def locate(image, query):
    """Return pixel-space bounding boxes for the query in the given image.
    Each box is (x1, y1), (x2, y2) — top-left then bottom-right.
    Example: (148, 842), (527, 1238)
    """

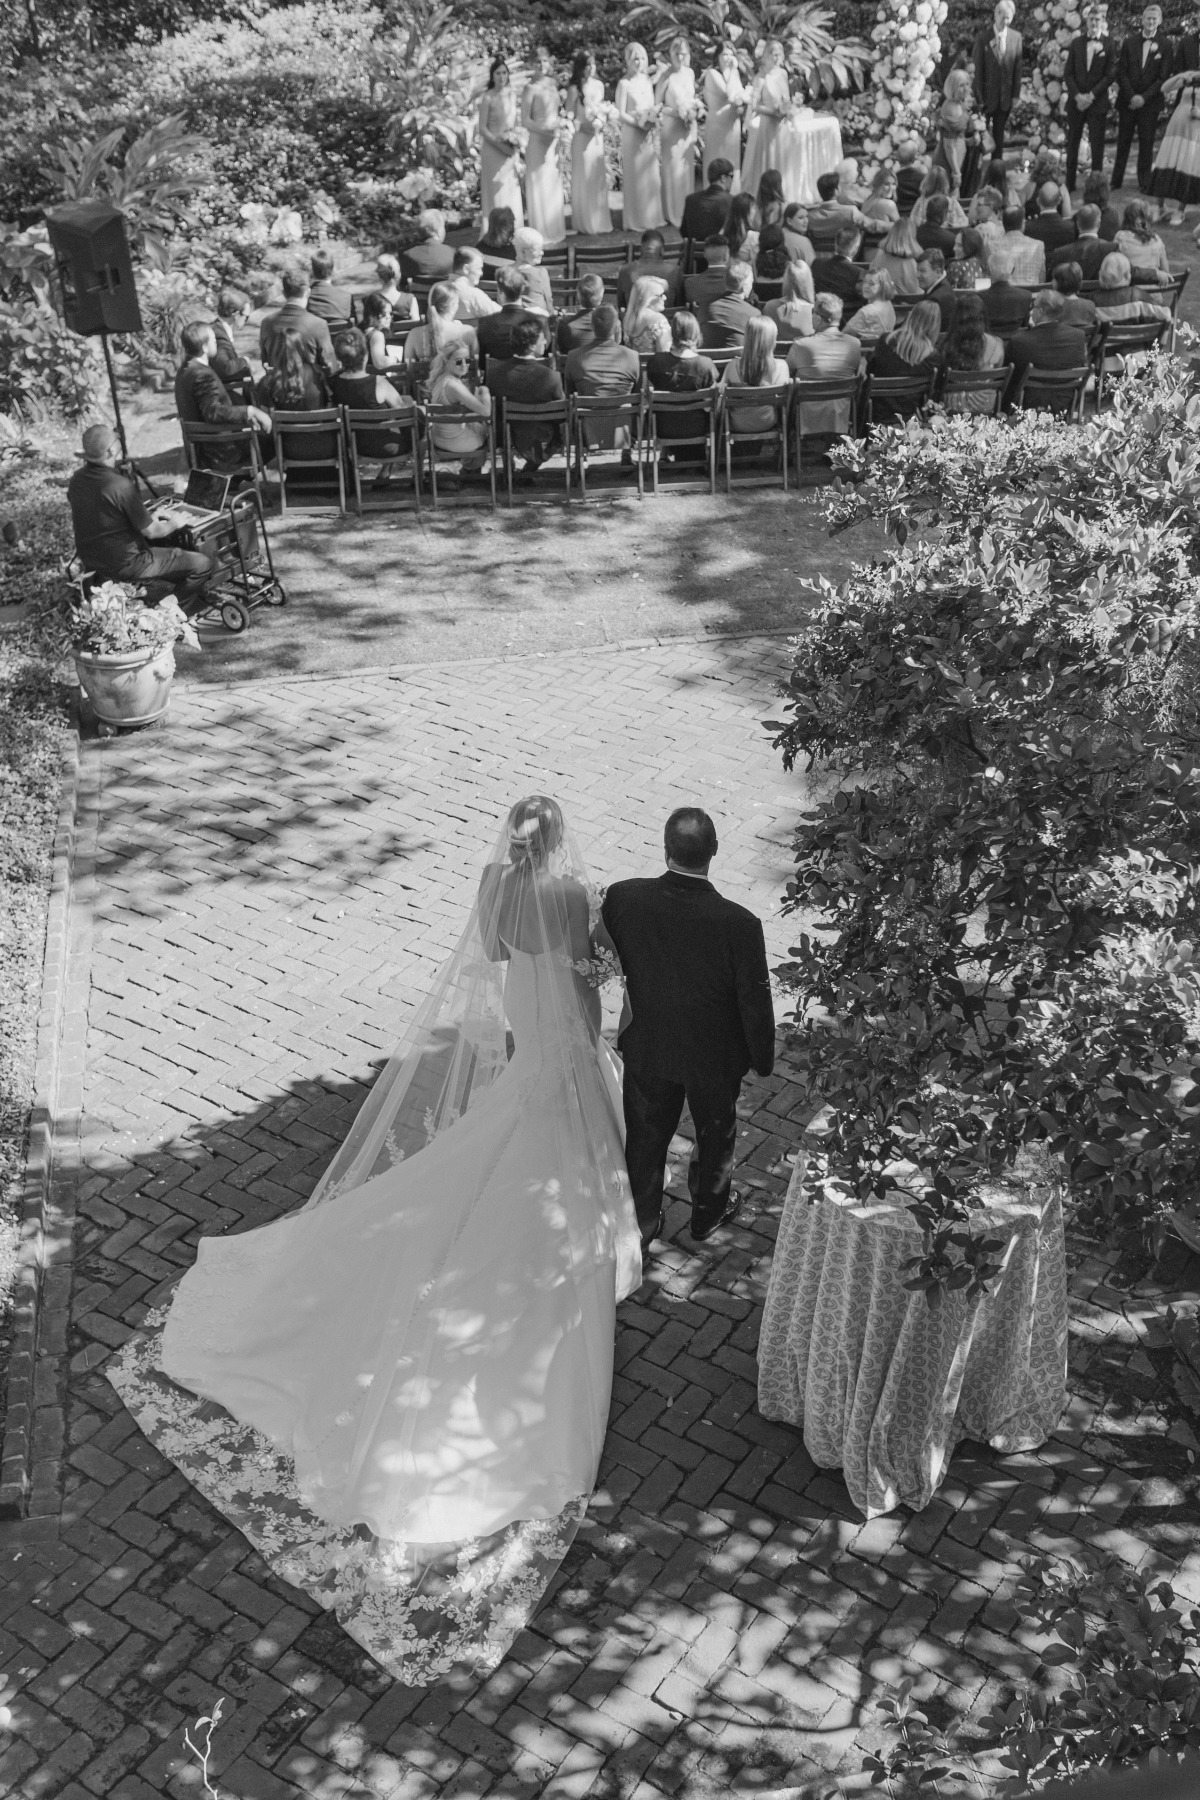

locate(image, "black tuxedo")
(811, 253), (864, 317)
(1113, 32), (1173, 190)
(1065, 33), (1118, 190)
(973, 25), (1023, 152)
(209, 320), (252, 398)
(602, 870), (774, 1239)
(681, 184), (733, 247)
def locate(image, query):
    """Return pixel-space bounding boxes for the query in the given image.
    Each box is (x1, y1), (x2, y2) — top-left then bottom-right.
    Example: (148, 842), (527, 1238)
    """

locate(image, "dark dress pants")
(622, 1062), (739, 1240)
(120, 545), (215, 606)
(1113, 101), (1162, 191)
(1065, 103), (1108, 192)
(987, 109), (1010, 156)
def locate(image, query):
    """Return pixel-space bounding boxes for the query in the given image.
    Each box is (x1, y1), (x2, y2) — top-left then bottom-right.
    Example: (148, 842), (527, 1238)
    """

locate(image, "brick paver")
(2, 633), (1199, 1800)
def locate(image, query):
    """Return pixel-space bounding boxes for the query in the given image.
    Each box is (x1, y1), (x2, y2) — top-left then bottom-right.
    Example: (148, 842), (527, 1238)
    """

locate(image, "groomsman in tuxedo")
(1065, 4), (1118, 192)
(973, 0), (1024, 155)
(1113, 3), (1172, 192)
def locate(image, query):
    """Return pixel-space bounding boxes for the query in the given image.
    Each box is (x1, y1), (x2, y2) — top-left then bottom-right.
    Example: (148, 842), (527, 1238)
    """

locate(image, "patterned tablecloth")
(789, 116), (844, 206)
(757, 1160), (1068, 1518)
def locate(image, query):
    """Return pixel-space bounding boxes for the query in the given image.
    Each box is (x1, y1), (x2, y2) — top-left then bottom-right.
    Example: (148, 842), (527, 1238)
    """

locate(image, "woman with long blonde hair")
(722, 312), (789, 437)
(623, 274), (672, 353)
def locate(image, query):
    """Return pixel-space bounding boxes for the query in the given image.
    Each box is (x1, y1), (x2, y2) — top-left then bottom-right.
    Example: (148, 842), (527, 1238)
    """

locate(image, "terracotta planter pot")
(74, 644), (176, 729)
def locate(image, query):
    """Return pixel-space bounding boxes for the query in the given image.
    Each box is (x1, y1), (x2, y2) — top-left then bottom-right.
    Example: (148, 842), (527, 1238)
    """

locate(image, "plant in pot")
(66, 579), (201, 733)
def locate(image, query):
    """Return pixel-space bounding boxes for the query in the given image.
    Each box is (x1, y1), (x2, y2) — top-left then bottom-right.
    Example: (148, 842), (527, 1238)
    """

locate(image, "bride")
(108, 797), (642, 1684)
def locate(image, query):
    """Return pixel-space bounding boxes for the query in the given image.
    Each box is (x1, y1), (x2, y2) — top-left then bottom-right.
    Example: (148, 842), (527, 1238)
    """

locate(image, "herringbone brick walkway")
(2, 634), (1198, 1800)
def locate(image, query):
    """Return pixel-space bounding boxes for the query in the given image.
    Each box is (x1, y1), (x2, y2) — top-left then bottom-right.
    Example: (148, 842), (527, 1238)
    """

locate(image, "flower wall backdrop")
(858, 0), (948, 168)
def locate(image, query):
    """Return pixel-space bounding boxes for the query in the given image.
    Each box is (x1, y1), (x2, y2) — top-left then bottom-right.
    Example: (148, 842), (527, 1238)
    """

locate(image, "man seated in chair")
(1007, 288), (1089, 401)
(175, 321), (272, 472)
(306, 250), (354, 330)
(400, 209), (455, 285)
(449, 247), (501, 321)
(489, 317), (565, 486)
(476, 266), (540, 367)
(806, 170), (868, 238)
(982, 245), (1034, 335)
(67, 424), (215, 605)
(210, 288), (254, 397)
(260, 267), (339, 377)
(812, 226), (866, 319)
(787, 293), (862, 458)
(703, 261), (760, 348)
(557, 274), (605, 354)
(681, 160), (735, 247)
(564, 304), (642, 471)
(684, 236), (733, 321)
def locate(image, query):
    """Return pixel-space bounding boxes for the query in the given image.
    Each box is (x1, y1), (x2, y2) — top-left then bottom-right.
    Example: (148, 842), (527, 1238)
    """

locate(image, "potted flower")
(67, 580), (201, 731)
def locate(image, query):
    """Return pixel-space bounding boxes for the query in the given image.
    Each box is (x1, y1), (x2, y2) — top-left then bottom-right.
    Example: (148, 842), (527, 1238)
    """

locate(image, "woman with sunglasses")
(426, 343), (492, 482)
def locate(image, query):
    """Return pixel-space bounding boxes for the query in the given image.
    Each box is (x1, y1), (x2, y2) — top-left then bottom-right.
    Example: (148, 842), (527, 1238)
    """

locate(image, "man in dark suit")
(1026, 184), (1078, 253)
(260, 268), (339, 376)
(703, 261), (761, 346)
(1048, 203), (1116, 277)
(489, 317), (563, 482)
(210, 288), (253, 397)
(174, 321), (272, 471)
(981, 246), (1034, 334)
(602, 807), (775, 1248)
(1113, 3), (1171, 192)
(973, 0), (1024, 154)
(617, 229), (685, 308)
(918, 249), (958, 331)
(399, 208), (455, 285)
(811, 226), (865, 319)
(306, 250), (353, 330)
(916, 194), (984, 261)
(476, 267), (536, 366)
(1065, 5), (1118, 192)
(1008, 289), (1090, 393)
(681, 159), (735, 246)
(556, 274), (605, 354)
(684, 237), (733, 321)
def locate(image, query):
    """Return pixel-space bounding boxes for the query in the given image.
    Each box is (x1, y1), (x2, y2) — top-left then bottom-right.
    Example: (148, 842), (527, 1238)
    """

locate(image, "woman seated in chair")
(1093, 253), (1172, 325)
(477, 205), (518, 270)
(256, 326), (338, 463)
(721, 313), (789, 452)
(755, 223), (791, 286)
(909, 167), (967, 229)
(756, 168), (785, 230)
(372, 255), (419, 323)
(1114, 201), (1171, 282)
(513, 227), (555, 315)
(724, 192), (760, 268)
(764, 258), (815, 341)
(782, 203), (815, 266)
(330, 328), (415, 473)
(939, 292), (1006, 414)
(624, 275), (672, 353)
(362, 293), (406, 374)
(646, 310), (718, 462)
(871, 216), (925, 296)
(425, 343), (493, 484)
(404, 283), (479, 365)
(870, 299), (942, 417)
(862, 167), (899, 231)
(845, 269), (896, 345)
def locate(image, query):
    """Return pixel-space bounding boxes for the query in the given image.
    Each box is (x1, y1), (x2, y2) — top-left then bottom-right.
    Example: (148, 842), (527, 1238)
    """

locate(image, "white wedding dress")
(108, 803), (641, 1684)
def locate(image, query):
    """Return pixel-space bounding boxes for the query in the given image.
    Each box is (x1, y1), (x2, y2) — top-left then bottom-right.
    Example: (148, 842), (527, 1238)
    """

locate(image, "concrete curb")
(0, 716), (81, 1522)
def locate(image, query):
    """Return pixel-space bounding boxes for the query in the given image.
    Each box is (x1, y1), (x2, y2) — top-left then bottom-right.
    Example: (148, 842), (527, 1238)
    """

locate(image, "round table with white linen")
(757, 1157), (1068, 1518)
(783, 113), (844, 205)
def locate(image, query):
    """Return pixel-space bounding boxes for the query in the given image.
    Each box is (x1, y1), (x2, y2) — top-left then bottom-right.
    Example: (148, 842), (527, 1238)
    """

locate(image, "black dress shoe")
(690, 1192), (742, 1242)
(640, 1214), (664, 1252)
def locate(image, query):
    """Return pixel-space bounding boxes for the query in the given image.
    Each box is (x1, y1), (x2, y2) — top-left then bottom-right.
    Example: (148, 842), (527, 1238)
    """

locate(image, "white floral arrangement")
(1018, 0), (1079, 149)
(861, 0), (948, 172)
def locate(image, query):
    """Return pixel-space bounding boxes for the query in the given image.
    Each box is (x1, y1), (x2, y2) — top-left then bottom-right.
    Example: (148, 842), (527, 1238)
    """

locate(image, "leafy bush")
(621, 0), (872, 98)
(0, 296), (102, 419)
(770, 351), (1200, 1288)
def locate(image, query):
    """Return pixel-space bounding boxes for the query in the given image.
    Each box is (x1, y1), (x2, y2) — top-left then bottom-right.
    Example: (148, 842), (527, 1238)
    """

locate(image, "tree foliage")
(621, 0), (871, 96)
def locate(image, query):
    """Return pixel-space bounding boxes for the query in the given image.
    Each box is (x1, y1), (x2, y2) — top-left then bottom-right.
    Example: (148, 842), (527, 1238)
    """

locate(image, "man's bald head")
(81, 423), (119, 463)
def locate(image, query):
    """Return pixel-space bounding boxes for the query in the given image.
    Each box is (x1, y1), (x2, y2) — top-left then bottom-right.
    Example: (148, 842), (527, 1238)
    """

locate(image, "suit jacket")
(564, 340), (640, 397)
(617, 255), (685, 309)
(1026, 212), (1078, 253)
(1117, 31), (1172, 105)
(601, 872), (775, 1088)
(681, 185), (732, 245)
(982, 279), (1033, 335)
(1065, 34), (1118, 111)
(916, 221), (984, 261)
(1049, 234), (1116, 279)
(490, 357), (564, 456)
(259, 301), (338, 375)
(556, 308), (596, 354)
(684, 265), (732, 321)
(811, 254), (864, 316)
(174, 359), (249, 428)
(306, 280), (354, 329)
(923, 278), (958, 333)
(973, 25), (1023, 111)
(209, 320), (252, 396)
(399, 239), (455, 284)
(1009, 320), (1090, 381)
(477, 304), (537, 366)
(703, 294), (761, 347)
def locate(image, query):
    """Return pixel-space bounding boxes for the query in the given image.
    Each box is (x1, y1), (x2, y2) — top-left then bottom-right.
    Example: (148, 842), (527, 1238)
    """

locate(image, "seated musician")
(66, 424), (214, 605)
(175, 322), (271, 471)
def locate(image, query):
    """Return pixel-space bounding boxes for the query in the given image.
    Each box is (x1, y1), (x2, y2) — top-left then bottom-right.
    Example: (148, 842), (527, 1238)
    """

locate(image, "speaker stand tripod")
(99, 330), (130, 461)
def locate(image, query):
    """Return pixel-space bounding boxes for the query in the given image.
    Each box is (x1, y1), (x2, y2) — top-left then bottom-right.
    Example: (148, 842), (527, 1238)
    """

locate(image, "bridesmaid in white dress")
(567, 51), (611, 235)
(615, 40), (665, 232)
(742, 39), (789, 196)
(522, 44), (566, 245)
(703, 43), (748, 192)
(478, 57), (524, 231)
(656, 35), (698, 228)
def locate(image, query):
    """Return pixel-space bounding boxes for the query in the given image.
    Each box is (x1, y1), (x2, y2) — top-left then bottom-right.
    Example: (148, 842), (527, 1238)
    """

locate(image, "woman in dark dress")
(256, 327), (337, 461)
(330, 328), (415, 465)
(477, 205), (518, 271)
(871, 299), (941, 421)
(646, 310), (718, 462)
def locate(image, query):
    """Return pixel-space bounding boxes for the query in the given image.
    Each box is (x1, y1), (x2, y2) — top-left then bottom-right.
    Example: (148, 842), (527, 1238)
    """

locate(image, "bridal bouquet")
(506, 124), (530, 176)
(567, 946), (622, 990)
(555, 115), (576, 147)
(633, 105), (661, 132)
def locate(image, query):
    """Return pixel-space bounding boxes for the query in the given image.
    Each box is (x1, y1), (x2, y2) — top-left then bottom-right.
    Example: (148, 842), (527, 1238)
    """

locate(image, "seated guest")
(721, 315), (790, 441)
(910, 167), (968, 229)
(704, 260), (761, 348)
(564, 303), (641, 452)
(617, 230), (685, 308)
(837, 157), (869, 206)
(513, 226), (554, 315)
(477, 205), (517, 269)
(404, 282), (478, 365)
(756, 168), (786, 229)
(862, 168), (900, 230)
(940, 291), (1007, 413)
(260, 267), (339, 376)
(306, 250), (353, 329)
(723, 192), (760, 267)
(684, 236), (732, 320)
(425, 342), (493, 481)
(782, 203), (815, 266)
(872, 299), (942, 381)
(1082, 170), (1120, 242)
(255, 326), (332, 458)
(1025, 183), (1076, 253)
(917, 193), (984, 262)
(787, 293), (863, 445)
(871, 216), (925, 295)
(1000, 204), (1046, 284)
(476, 265), (537, 365)
(1051, 261), (1098, 331)
(806, 170), (867, 236)
(646, 310), (718, 459)
(845, 269), (896, 344)
(557, 274), (606, 353)
(919, 249), (957, 332)
(67, 423), (214, 604)
(1093, 252), (1172, 323)
(400, 209), (455, 285)
(210, 288), (254, 395)
(361, 292), (405, 374)
(1114, 199), (1171, 280)
(812, 226), (865, 318)
(682, 159), (736, 245)
(765, 259), (816, 341)
(982, 155), (1023, 211)
(624, 275), (671, 353)
(490, 316), (564, 482)
(1048, 204), (1114, 281)
(1007, 288), (1090, 391)
(331, 328), (416, 468)
(175, 321), (272, 471)
(982, 245), (1034, 335)
(371, 255), (420, 323)
(450, 247), (501, 320)
(895, 140), (928, 216)
(1021, 150), (1072, 219)
(969, 188), (1006, 265)
(755, 223), (791, 284)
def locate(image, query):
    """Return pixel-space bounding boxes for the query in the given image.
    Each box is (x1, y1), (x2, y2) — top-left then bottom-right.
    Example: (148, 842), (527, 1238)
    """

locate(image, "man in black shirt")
(476, 266), (537, 367)
(67, 424), (214, 603)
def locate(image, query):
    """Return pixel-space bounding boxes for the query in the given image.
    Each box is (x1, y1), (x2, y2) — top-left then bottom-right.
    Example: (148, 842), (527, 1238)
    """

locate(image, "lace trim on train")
(107, 1308), (584, 1686)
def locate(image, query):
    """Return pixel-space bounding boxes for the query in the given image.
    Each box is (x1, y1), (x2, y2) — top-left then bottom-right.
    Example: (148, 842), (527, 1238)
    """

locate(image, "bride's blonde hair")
(507, 795), (564, 865)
